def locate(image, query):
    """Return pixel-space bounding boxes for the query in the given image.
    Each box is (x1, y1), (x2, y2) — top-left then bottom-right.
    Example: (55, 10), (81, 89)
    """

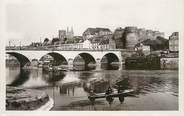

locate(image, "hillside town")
(6, 26), (179, 110)
(6, 26), (179, 70)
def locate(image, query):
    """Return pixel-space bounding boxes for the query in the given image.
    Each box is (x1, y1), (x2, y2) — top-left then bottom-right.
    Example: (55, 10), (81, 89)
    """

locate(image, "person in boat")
(88, 88), (96, 104)
(89, 88), (95, 96)
(105, 86), (114, 104)
(118, 84), (124, 93)
(105, 86), (113, 95)
(116, 78), (129, 104)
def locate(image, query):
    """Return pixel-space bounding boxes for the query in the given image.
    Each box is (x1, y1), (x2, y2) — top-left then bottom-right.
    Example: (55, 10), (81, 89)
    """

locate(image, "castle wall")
(113, 26), (165, 50)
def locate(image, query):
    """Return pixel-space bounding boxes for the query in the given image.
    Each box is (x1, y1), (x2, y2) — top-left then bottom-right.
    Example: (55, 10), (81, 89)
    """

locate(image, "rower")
(88, 89), (95, 104)
(106, 86), (113, 94)
(105, 86), (114, 104)
(117, 84), (125, 104)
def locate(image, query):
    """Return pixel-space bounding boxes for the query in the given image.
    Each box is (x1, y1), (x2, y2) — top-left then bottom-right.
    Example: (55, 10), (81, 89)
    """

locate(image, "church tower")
(67, 27), (69, 33)
(71, 27), (74, 36)
(66, 26), (74, 39)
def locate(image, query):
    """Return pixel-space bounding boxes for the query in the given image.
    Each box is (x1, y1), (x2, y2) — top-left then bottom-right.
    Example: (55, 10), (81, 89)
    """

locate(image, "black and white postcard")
(0, 0), (184, 116)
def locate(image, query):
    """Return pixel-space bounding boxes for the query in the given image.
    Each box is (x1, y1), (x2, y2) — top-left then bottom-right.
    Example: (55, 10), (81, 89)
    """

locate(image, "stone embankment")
(6, 86), (53, 110)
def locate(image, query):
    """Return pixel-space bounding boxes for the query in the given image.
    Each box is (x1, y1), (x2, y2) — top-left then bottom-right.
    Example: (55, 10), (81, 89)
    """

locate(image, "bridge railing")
(6, 46), (123, 51)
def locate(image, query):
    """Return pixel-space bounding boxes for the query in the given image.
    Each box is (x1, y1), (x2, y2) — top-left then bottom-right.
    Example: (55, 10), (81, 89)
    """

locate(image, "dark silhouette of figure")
(105, 86), (114, 104)
(115, 78), (129, 104)
(105, 86), (113, 95)
(117, 84), (125, 104)
(88, 88), (96, 105)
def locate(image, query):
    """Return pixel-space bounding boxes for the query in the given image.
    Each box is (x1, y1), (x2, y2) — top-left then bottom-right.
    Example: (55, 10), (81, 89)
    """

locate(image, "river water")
(6, 66), (178, 110)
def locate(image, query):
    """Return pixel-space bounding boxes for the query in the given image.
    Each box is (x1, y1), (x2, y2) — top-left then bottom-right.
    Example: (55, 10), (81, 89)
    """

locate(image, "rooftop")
(83, 27), (111, 35)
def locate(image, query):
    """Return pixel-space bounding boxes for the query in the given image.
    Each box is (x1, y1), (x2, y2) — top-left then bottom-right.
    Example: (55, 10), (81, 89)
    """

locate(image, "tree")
(44, 38), (49, 43)
(43, 38), (49, 46)
(51, 38), (60, 45)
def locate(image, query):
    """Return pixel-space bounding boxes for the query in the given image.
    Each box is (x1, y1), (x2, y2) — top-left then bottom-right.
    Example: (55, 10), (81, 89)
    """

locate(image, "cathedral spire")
(71, 26), (74, 34)
(67, 27), (69, 33)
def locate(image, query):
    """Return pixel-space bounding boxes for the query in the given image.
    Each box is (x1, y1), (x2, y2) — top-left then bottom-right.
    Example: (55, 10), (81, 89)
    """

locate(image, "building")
(98, 35), (116, 49)
(160, 57), (178, 70)
(58, 27), (74, 44)
(125, 54), (161, 70)
(66, 27), (74, 39)
(54, 37), (116, 50)
(81, 27), (115, 49)
(123, 26), (139, 50)
(108, 37), (116, 49)
(73, 36), (84, 43)
(169, 32), (179, 52)
(135, 43), (151, 56)
(58, 30), (66, 43)
(83, 39), (92, 49)
(112, 27), (125, 49)
(112, 26), (165, 50)
(136, 37), (168, 51)
(83, 27), (112, 39)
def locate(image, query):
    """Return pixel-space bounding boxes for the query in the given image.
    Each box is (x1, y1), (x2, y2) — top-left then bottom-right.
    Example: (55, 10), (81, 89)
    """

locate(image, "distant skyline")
(5, 0), (182, 45)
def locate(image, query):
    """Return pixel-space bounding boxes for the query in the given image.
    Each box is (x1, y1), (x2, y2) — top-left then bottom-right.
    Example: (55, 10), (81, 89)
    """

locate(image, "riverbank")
(6, 86), (53, 110)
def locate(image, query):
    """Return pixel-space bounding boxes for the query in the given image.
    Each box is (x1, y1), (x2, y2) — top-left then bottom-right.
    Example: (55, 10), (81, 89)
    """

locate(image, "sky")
(5, 0), (182, 45)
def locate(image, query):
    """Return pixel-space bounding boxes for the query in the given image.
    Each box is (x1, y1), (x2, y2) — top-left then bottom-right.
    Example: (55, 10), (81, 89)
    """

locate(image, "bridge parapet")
(6, 49), (124, 69)
(6, 46), (123, 51)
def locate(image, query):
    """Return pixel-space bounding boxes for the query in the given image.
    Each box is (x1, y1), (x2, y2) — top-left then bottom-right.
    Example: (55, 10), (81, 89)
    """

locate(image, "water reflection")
(73, 64), (96, 71)
(8, 69), (30, 87)
(59, 84), (81, 96)
(6, 68), (178, 96)
(6, 66), (178, 110)
(42, 71), (66, 86)
(72, 64), (120, 71)
(101, 63), (119, 70)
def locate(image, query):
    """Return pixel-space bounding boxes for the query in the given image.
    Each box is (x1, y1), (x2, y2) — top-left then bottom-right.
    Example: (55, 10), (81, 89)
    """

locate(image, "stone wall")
(169, 32), (179, 52)
(125, 33), (138, 50)
(113, 27), (125, 49)
(113, 26), (165, 49)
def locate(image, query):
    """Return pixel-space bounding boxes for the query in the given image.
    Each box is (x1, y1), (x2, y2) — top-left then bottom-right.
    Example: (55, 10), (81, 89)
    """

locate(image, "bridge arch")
(73, 52), (96, 70)
(75, 52), (96, 64)
(40, 52), (68, 65)
(101, 53), (120, 63)
(100, 53), (120, 70)
(6, 52), (31, 67)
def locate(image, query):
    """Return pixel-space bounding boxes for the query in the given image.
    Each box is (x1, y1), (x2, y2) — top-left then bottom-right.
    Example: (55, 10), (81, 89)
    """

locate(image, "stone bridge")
(6, 50), (123, 70)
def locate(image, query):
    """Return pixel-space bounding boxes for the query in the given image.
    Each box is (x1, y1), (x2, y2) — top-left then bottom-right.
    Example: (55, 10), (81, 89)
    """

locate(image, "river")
(6, 66), (178, 110)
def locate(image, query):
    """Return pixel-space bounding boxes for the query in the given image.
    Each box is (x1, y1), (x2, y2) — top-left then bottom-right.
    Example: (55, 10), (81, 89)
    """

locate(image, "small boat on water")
(88, 87), (135, 104)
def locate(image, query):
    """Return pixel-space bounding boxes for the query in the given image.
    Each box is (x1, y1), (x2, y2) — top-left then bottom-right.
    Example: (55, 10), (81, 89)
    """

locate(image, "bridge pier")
(68, 59), (74, 70)
(118, 62), (123, 70)
(95, 59), (102, 70)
